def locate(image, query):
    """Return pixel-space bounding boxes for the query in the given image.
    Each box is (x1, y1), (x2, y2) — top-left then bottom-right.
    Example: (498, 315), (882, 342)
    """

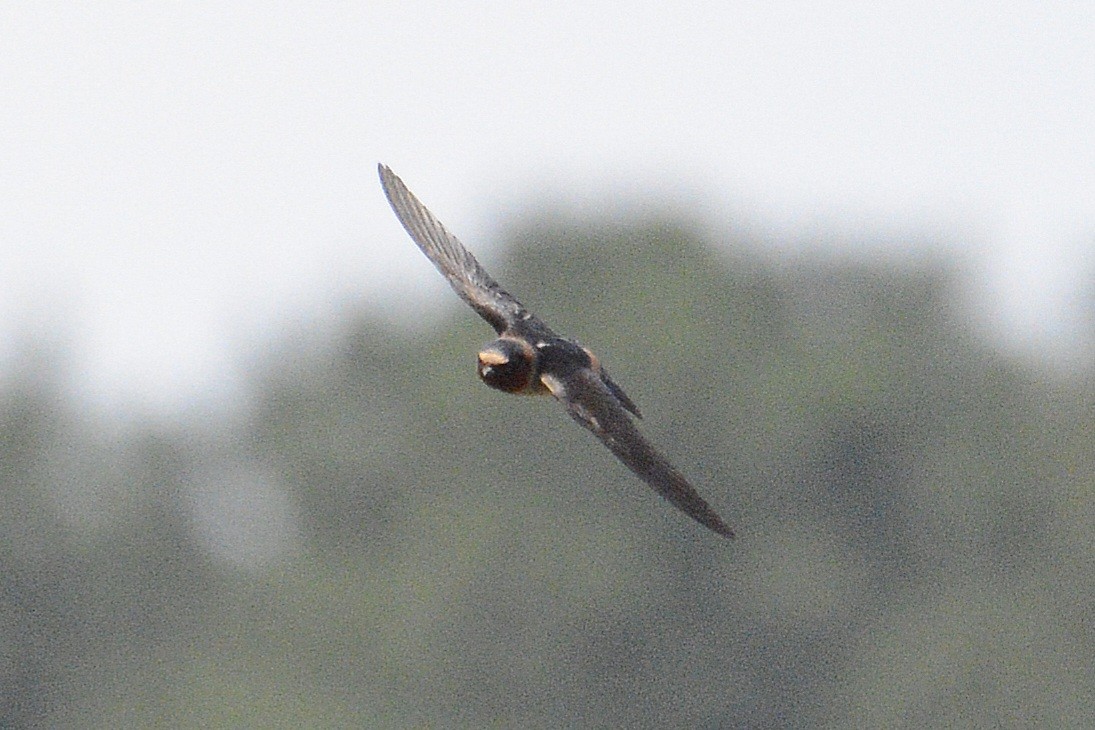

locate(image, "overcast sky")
(3, 2), (1092, 414)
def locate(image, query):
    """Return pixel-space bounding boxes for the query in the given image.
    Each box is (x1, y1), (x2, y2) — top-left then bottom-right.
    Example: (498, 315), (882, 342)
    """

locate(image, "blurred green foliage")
(1, 213), (1091, 727)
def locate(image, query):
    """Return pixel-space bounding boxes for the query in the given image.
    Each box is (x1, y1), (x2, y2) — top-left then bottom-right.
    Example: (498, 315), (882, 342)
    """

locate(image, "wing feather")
(379, 164), (526, 333)
(542, 368), (734, 539)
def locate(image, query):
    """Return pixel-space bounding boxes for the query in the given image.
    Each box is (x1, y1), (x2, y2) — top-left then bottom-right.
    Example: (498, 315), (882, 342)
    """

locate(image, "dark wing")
(379, 164), (528, 334)
(541, 367), (734, 539)
(598, 366), (642, 419)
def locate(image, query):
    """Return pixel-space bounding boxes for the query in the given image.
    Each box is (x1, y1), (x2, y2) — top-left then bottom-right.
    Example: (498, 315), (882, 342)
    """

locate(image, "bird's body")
(379, 163), (733, 539)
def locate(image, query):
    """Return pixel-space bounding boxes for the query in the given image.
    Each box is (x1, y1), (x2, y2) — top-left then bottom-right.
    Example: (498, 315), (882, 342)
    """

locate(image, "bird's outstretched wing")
(541, 367), (734, 539)
(379, 164), (528, 334)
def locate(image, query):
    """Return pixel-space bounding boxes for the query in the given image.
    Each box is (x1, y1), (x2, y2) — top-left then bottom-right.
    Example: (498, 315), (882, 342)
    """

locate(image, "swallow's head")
(477, 338), (539, 394)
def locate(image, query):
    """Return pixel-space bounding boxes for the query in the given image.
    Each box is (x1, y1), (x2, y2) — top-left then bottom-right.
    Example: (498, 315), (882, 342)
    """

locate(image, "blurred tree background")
(1, 210), (1092, 728)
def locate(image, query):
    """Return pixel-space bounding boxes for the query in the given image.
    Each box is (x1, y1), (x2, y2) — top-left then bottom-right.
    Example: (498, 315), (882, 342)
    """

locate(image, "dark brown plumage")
(379, 163), (734, 539)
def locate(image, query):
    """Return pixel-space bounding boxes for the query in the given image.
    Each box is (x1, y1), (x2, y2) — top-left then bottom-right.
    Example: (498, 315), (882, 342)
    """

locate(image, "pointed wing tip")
(714, 523), (736, 540)
(698, 513), (735, 540)
(695, 505), (735, 539)
(378, 162), (397, 187)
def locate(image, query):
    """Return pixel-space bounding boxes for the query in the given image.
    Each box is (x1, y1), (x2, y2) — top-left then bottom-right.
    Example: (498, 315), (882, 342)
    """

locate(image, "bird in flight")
(378, 164), (733, 539)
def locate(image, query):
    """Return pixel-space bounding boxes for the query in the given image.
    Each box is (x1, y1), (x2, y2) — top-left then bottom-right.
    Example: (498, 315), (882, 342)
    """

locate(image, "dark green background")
(2, 210), (1091, 727)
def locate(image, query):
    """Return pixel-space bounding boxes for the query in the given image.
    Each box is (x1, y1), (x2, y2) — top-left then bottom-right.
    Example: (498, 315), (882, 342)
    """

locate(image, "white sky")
(2, 2), (1092, 414)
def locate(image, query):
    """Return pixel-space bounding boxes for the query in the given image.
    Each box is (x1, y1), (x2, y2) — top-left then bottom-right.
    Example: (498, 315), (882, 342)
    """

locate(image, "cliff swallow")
(379, 164), (734, 539)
